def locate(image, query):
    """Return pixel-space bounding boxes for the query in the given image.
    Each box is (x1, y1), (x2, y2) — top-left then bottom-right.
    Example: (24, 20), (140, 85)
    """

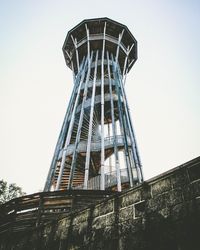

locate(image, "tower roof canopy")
(63, 17), (137, 74)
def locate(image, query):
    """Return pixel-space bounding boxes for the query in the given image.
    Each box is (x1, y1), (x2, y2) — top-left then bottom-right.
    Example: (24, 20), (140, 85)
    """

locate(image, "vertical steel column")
(108, 123), (112, 173)
(55, 58), (88, 190)
(68, 52), (93, 189)
(122, 44), (134, 83)
(116, 68), (143, 181)
(44, 58), (85, 191)
(128, 113), (143, 181)
(111, 55), (134, 187)
(85, 24), (90, 59)
(83, 51), (99, 189)
(107, 52), (121, 191)
(115, 30), (124, 69)
(71, 35), (80, 71)
(100, 22), (106, 190)
(122, 45), (129, 81)
(59, 58), (86, 150)
(114, 31), (135, 187)
(71, 61), (76, 83)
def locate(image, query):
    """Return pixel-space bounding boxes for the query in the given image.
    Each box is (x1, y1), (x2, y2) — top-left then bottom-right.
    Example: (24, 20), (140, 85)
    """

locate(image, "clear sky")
(0, 0), (199, 194)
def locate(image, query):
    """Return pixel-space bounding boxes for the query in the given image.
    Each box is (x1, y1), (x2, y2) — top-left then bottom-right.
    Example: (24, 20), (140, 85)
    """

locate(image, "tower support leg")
(84, 51), (99, 189)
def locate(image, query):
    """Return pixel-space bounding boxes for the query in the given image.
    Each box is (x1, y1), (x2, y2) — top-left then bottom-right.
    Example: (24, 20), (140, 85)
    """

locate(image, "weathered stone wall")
(1, 157), (200, 250)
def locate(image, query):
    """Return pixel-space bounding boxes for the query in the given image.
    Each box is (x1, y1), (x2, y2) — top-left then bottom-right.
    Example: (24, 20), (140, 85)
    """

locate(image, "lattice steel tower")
(44, 18), (143, 192)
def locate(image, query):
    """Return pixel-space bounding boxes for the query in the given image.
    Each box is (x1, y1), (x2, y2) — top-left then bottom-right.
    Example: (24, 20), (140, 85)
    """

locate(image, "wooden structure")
(44, 18), (143, 192)
(0, 190), (115, 235)
(1, 157), (200, 249)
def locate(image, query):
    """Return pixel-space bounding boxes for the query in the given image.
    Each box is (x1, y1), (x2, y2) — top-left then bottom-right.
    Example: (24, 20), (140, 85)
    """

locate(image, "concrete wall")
(1, 156), (200, 250)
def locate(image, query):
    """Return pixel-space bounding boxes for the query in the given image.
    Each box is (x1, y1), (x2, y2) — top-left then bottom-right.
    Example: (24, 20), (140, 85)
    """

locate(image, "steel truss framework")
(44, 18), (143, 192)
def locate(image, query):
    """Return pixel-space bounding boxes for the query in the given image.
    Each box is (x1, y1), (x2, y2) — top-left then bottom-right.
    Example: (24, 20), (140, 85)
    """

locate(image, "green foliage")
(0, 179), (26, 204)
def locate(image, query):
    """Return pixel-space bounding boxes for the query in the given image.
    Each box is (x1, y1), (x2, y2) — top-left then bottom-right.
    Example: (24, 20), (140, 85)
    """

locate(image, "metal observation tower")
(44, 18), (143, 192)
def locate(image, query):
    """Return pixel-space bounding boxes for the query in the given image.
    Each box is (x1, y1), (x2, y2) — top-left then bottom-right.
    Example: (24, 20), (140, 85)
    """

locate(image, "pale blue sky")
(0, 0), (199, 193)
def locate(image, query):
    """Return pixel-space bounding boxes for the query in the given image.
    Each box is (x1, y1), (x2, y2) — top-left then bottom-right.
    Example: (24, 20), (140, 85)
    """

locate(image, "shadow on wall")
(1, 189), (200, 250)
(1, 157), (200, 250)
(53, 194), (200, 250)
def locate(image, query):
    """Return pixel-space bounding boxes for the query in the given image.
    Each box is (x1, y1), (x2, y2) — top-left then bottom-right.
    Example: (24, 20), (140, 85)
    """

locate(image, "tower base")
(1, 156), (200, 250)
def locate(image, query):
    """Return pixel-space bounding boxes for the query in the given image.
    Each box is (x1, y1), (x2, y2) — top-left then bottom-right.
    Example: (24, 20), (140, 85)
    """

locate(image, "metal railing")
(59, 135), (131, 158)
(74, 93), (119, 115)
(74, 168), (130, 190)
(90, 168), (129, 190)
(80, 78), (115, 90)
(76, 33), (127, 54)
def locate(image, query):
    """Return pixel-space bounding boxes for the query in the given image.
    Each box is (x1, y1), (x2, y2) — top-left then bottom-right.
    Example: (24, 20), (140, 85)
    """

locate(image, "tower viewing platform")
(63, 17), (137, 74)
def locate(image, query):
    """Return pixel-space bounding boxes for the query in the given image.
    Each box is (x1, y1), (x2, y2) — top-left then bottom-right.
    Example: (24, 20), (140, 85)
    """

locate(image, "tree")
(0, 180), (26, 204)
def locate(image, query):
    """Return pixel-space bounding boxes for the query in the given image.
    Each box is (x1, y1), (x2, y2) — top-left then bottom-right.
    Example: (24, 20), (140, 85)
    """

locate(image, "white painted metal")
(122, 43), (135, 83)
(107, 51), (122, 191)
(55, 58), (88, 190)
(71, 35), (80, 71)
(64, 49), (72, 61)
(108, 123), (112, 173)
(46, 18), (143, 192)
(122, 45), (129, 82)
(44, 58), (85, 191)
(100, 22), (106, 190)
(115, 29), (124, 69)
(76, 34), (128, 55)
(71, 61), (76, 83)
(83, 51), (99, 189)
(68, 52), (94, 188)
(111, 54), (134, 187)
(116, 66), (143, 182)
(85, 24), (90, 60)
